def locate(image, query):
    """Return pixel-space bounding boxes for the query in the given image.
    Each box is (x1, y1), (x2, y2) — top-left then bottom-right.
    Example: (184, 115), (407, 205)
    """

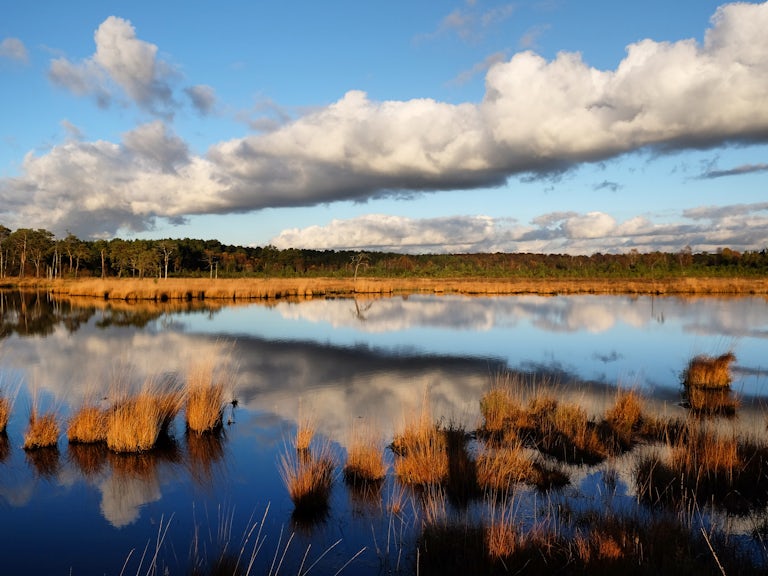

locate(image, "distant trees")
(0, 222), (766, 281)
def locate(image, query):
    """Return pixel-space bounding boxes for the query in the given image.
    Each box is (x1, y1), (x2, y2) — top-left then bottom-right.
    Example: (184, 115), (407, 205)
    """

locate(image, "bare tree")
(157, 240), (177, 279)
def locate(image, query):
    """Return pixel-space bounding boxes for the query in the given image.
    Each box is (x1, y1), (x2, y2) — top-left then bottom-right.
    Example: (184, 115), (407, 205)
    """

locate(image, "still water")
(0, 291), (766, 574)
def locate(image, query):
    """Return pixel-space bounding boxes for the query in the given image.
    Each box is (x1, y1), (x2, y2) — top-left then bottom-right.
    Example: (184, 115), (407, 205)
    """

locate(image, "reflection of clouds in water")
(274, 295), (768, 337)
(99, 469), (161, 527)
(275, 296), (498, 333)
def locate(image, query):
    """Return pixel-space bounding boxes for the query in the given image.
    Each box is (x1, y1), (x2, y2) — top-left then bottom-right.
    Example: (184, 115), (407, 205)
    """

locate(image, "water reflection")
(0, 291), (767, 574)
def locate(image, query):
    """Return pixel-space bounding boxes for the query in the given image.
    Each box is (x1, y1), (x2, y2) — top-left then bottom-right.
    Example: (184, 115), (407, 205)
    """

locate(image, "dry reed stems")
(682, 352), (736, 389)
(343, 420), (387, 484)
(278, 439), (336, 515)
(67, 404), (107, 443)
(392, 392), (449, 486)
(185, 359), (227, 433)
(24, 410), (60, 450)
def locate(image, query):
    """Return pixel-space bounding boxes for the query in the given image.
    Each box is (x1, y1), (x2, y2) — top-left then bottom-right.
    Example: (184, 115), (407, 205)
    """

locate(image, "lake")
(1, 290), (767, 574)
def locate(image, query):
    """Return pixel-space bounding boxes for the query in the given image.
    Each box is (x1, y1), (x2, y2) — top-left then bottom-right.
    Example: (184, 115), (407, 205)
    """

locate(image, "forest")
(1, 224), (767, 280)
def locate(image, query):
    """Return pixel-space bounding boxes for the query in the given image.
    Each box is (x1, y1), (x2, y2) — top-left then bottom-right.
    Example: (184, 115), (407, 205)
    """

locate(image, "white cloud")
(268, 203), (768, 255)
(3, 3), (768, 243)
(48, 16), (176, 116)
(0, 37), (29, 63)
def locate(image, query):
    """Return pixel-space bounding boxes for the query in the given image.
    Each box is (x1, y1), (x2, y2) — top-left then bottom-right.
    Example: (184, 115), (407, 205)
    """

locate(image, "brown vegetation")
(278, 441), (336, 517)
(0, 396), (11, 434)
(682, 352), (736, 389)
(33, 276), (768, 304)
(23, 410), (59, 450)
(343, 421), (387, 485)
(67, 404), (107, 443)
(185, 360), (227, 434)
(392, 395), (449, 487)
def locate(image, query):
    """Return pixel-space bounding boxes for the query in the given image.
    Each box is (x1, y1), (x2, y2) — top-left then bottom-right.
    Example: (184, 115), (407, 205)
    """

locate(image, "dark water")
(0, 290), (767, 574)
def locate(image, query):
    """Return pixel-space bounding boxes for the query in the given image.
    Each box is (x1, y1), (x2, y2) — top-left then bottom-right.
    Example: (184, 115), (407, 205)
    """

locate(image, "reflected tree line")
(1, 224), (768, 280)
(0, 290), (165, 337)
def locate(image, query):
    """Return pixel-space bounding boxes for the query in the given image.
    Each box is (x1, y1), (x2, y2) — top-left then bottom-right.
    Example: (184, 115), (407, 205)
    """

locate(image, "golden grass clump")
(682, 352), (735, 389)
(479, 374), (527, 435)
(185, 360), (226, 434)
(604, 389), (645, 450)
(392, 394), (448, 486)
(295, 412), (316, 452)
(0, 396), (11, 434)
(67, 405), (107, 444)
(476, 442), (535, 492)
(279, 441), (336, 515)
(534, 400), (608, 464)
(343, 421), (387, 484)
(23, 410), (60, 450)
(106, 393), (162, 453)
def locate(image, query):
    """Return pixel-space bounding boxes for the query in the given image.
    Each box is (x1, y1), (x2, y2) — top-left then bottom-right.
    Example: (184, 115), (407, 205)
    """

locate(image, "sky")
(1, 0), (767, 255)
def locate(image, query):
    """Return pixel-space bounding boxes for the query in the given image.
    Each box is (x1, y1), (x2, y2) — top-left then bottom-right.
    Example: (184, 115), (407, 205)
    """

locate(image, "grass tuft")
(343, 420), (387, 485)
(67, 404), (108, 443)
(682, 352), (736, 389)
(186, 359), (227, 434)
(24, 410), (59, 450)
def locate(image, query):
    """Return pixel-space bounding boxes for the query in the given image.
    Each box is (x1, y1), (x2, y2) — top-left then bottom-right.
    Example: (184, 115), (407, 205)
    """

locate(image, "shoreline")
(3, 276), (767, 300)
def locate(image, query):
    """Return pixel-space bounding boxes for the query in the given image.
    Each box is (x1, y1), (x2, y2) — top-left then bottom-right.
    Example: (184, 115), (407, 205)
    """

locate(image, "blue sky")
(1, 0), (767, 254)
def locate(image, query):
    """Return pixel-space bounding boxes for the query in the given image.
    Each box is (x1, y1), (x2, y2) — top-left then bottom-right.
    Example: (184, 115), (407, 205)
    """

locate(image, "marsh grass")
(392, 390), (450, 487)
(295, 404), (316, 453)
(105, 376), (184, 453)
(683, 386), (739, 416)
(0, 396), (11, 435)
(636, 419), (768, 513)
(603, 389), (645, 451)
(24, 410), (60, 450)
(278, 439), (336, 520)
(476, 441), (536, 493)
(343, 421), (387, 486)
(682, 352), (736, 390)
(67, 404), (108, 443)
(186, 357), (231, 434)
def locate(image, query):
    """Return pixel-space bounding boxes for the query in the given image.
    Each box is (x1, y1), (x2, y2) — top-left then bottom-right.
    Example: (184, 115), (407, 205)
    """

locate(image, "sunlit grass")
(24, 409), (59, 450)
(67, 404), (108, 444)
(682, 352), (736, 390)
(185, 358), (227, 434)
(343, 420), (387, 485)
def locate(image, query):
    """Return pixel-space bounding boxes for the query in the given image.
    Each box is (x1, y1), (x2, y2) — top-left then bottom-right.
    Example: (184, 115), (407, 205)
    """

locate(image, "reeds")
(67, 404), (108, 443)
(185, 359), (227, 434)
(392, 397), (448, 487)
(105, 376), (184, 453)
(0, 396), (11, 434)
(278, 439), (336, 518)
(476, 442), (535, 493)
(682, 352), (736, 390)
(23, 409), (59, 450)
(343, 421), (387, 485)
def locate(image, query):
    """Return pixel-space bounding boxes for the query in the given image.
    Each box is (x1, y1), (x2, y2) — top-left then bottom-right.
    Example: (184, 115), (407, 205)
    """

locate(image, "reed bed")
(35, 276), (768, 304)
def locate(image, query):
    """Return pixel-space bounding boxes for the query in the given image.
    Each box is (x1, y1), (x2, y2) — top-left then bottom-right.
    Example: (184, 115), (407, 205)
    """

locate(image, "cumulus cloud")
(48, 16), (176, 116)
(0, 37), (29, 63)
(268, 203), (768, 255)
(271, 214), (502, 252)
(2, 3), (768, 240)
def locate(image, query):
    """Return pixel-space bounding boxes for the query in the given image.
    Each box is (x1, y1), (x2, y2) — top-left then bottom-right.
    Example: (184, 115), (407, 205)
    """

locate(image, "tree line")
(1, 225), (767, 280)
